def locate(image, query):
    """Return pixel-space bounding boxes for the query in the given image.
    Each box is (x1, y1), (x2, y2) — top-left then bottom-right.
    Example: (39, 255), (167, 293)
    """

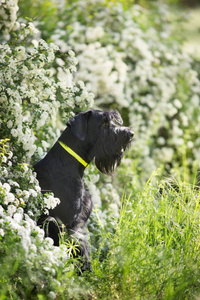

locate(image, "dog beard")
(93, 126), (132, 175)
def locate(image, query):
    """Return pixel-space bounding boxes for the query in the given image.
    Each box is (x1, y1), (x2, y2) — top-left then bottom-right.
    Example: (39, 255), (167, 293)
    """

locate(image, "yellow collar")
(58, 140), (90, 168)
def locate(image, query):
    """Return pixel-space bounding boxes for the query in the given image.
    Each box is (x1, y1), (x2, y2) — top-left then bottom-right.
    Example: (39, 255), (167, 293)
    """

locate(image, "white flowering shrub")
(0, 139), (85, 298)
(0, 203), (70, 298)
(0, 139), (61, 218)
(0, 2), (94, 297)
(0, 24), (93, 163)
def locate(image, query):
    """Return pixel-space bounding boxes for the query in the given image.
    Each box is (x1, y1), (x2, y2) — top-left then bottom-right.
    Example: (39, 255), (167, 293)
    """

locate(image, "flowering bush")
(0, 139), (76, 298)
(0, 1), (95, 297)
(0, 23), (94, 162)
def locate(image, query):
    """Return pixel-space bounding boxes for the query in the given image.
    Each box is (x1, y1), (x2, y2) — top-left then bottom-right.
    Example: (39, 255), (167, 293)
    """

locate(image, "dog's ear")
(111, 110), (123, 125)
(67, 111), (91, 141)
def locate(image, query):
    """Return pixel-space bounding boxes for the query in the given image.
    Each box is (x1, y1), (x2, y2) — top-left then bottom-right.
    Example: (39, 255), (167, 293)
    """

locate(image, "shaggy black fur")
(34, 109), (133, 271)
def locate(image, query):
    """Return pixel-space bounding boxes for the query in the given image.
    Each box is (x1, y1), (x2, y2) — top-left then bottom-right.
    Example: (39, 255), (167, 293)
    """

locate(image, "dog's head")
(67, 110), (134, 174)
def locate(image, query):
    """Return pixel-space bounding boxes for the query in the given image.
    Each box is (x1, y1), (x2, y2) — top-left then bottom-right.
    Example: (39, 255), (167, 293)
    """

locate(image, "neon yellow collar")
(58, 140), (90, 168)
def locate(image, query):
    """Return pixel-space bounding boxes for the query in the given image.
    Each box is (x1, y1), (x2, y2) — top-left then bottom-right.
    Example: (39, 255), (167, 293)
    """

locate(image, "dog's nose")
(129, 130), (134, 139)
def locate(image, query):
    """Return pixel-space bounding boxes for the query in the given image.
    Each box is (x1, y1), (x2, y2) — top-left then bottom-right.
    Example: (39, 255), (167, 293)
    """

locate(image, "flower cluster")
(0, 0), (19, 41)
(0, 139), (59, 220)
(0, 202), (72, 297)
(0, 24), (94, 163)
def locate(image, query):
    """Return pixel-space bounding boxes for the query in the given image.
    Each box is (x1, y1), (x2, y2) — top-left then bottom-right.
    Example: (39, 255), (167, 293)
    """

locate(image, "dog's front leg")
(69, 226), (92, 273)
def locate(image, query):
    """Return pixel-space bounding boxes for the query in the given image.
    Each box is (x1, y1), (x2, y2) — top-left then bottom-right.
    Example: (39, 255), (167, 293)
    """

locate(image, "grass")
(1, 171), (200, 299)
(85, 173), (200, 299)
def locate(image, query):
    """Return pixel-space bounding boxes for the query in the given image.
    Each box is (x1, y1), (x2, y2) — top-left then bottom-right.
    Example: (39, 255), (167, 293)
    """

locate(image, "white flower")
(3, 183), (11, 193)
(11, 128), (18, 138)
(16, 46), (27, 60)
(45, 237), (54, 247)
(0, 206), (4, 216)
(86, 26), (105, 42)
(30, 97), (38, 104)
(7, 205), (17, 216)
(13, 212), (23, 223)
(0, 95), (7, 103)
(37, 147), (44, 157)
(34, 227), (45, 241)
(77, 80), (85, 89)
(28, 22), (39, 34)
(157, 137), (165, 146)
(4, 192), (15, 204)
(47, 50), (55, 62)
(22, 190), (30, 200)
(29, 189), (37, 197)
(7, 120), (13, 128)
(187, 141), (193, 149)
(44, 195), (60, 210)
(48, 291), (56, 300)
(8, 151), (13, 159)
(159, 148), (174, 162)
(8, 180), (19, 187)
(0, 229), (4, 237)
(166, 103), (177, 118)
(37, 112), (48, 129)
(70, 65), (77, 72)
(68, 50), (75, 57)
(2, 156), (7, 163)
(41, 140), (49, 149)
(39, 39), (48, 50)
(49, 42), (59, 51)
(173, 99), (182, 109)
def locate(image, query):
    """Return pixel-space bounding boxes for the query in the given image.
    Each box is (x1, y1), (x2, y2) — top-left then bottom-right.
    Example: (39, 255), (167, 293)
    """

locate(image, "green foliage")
(88, 175), (200, 299)
(18, 0), (60, 34)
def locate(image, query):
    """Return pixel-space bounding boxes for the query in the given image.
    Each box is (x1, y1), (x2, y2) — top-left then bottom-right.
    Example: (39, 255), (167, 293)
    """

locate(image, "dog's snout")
(129, 130), (134, 139)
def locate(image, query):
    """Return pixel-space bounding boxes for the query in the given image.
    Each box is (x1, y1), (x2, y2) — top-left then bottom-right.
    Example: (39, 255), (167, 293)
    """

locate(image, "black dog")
(34, 109), (133, 270)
